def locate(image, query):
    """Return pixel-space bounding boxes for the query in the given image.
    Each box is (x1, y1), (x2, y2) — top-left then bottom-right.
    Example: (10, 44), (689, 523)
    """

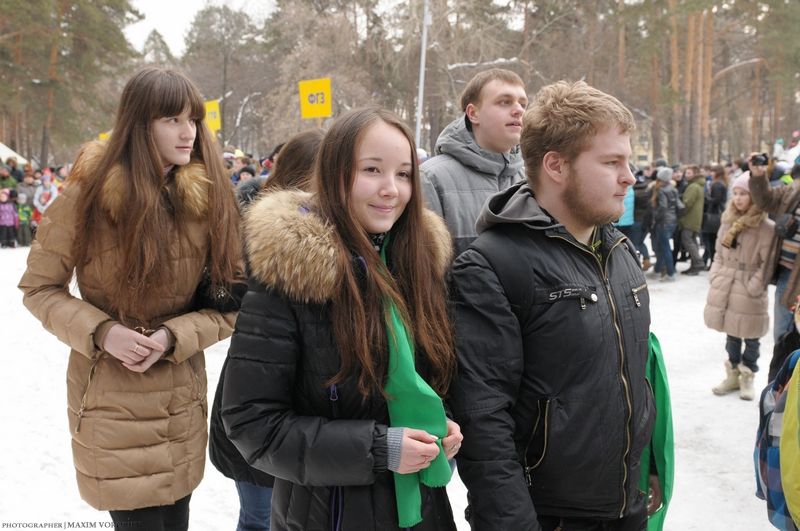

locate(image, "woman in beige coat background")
(704, 173), (775, 400)
(18, 68), (241, 529)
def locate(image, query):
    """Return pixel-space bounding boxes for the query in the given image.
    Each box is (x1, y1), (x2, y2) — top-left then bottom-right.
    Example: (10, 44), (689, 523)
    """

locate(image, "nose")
(512, 102), (524, 116)
(379, 175), (400, 197)
(621, 163), (635, 186)
(180, 120), (196, 140)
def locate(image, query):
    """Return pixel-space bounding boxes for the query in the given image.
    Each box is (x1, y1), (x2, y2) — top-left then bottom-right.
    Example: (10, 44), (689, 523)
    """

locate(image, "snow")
(0, 246), (775, 530)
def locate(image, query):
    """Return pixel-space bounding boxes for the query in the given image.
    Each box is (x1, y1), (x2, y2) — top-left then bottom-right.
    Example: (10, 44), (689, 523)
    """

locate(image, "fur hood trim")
(68, 141), (211, 222)
(244, 189), (452, 303)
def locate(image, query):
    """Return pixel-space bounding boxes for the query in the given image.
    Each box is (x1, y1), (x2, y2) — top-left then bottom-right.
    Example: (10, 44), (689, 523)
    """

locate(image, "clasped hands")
(102, 324), (172, 373)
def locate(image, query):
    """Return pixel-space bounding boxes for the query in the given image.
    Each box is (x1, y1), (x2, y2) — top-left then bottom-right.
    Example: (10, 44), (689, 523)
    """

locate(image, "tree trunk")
(682, 13), (696, 163)
(700, 10), (713, 163)
(650, 54), (663, 160)
(751, 64), (761, 151)
(668, 0), (680, 163)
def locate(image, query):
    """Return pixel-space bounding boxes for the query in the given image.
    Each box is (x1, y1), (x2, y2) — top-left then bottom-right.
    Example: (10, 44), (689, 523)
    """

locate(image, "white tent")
(0, 142), (28, 166)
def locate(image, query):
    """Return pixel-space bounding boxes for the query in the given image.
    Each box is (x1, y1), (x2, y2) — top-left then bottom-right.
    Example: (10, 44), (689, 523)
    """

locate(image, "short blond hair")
(521, 80), (634, 188)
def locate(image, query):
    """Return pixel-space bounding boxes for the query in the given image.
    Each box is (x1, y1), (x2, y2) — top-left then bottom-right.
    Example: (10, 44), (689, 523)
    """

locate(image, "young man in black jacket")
(449, 80), (657, 531)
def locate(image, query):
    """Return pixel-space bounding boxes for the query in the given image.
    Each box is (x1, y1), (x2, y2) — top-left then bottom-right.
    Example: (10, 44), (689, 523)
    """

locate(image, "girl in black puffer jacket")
(219, 107), (461, 531)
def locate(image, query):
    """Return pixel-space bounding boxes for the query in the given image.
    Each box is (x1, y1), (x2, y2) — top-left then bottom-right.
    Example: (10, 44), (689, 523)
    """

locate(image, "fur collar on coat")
(243, 189), (452, 304)
(68, 140), (211, 222)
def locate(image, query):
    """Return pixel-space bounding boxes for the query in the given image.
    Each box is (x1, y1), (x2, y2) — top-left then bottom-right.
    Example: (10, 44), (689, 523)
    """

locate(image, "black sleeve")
(448, 249), (541, 531)
(220, 284), (388, 486)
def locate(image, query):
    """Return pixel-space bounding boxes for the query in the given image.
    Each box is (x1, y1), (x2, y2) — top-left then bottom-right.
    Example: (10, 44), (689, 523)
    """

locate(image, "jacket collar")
(243, 189), (452, 304)
(68, 141), (210, 223)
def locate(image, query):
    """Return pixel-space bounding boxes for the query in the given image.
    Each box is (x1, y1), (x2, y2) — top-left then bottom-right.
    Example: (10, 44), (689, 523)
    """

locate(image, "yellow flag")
(204, 99), (222, 133)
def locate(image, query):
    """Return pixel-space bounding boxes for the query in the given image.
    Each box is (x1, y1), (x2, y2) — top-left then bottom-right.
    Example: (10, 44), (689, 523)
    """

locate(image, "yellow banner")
(298, 78), (332, 119)
(204, 99), (221, 133)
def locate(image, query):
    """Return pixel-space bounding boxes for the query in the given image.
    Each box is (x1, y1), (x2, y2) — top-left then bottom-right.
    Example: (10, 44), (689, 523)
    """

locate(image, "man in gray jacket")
(422, 68), (527, 256)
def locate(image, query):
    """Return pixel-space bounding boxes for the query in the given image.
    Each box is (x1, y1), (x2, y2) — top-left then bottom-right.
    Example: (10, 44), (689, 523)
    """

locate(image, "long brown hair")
(314, 107), (454, 397)
(262, 129), (324, 192)
(72, 67), (241, 323)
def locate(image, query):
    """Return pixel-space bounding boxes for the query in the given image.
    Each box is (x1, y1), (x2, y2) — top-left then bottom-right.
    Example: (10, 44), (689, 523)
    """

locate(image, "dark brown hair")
(262, 129), (324, 192)
(72, 67), (241, 323)
(314, 107), (454, 397)
(459, 68), (525, 111)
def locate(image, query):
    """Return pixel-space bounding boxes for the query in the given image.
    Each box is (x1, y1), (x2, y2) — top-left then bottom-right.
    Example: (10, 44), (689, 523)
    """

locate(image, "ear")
(541, 151), (568, 185)
(465, 103), (479, 126)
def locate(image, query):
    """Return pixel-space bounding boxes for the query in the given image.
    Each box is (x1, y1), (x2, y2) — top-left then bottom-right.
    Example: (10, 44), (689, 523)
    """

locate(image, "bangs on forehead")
(152, 72), (205, 121)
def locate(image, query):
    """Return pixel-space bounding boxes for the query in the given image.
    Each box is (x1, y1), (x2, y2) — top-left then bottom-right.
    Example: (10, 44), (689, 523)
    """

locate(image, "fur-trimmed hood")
(244, 189), (452, 303)
(68, 140), (211, 222)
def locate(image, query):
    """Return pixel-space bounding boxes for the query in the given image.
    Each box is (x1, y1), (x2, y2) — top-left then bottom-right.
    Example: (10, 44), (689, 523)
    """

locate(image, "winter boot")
(712, 360), (740, 396)
(738, 365), (755, 401)
(642, 257), (652, 271)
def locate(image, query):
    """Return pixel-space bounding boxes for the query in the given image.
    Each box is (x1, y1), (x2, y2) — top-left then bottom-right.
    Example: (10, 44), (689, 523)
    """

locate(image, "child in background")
(16, 192), (33, 246)
(704, 174), (775, 400)
(0, 189), (19, 247)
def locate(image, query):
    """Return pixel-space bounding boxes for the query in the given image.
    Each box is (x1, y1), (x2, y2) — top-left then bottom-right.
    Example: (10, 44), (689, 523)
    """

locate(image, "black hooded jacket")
(449, 183), (655, 530)
(218, 190), (457, 531)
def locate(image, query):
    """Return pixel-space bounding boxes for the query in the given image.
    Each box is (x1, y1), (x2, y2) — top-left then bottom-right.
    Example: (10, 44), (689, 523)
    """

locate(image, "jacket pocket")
(75, 356), (103, 434)
(522, 398), (550, 486)
(628, 282), (651, 342)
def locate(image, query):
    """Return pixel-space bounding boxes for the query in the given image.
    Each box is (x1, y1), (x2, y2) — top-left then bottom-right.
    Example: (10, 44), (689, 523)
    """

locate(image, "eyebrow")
(494, 93), (528, 101)
(358, 157), (412, 165)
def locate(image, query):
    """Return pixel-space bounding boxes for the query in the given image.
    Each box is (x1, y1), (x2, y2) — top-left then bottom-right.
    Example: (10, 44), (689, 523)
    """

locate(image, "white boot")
(739, 365), (755, 401)
(712, 360), (740, 396)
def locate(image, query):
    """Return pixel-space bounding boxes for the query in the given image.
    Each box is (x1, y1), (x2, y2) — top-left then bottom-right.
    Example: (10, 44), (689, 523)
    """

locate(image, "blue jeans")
(653, 224), (676, 277)
(235, 481), (273, 531)
(621, 222), (650, 260)
(726, 335), (760, 372)
(775, 266), (795, 343)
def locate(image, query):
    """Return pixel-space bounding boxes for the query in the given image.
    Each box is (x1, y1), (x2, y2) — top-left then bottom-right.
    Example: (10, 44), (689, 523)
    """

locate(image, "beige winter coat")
(18, 142), (237, 510)
(704, 205), (774, 339)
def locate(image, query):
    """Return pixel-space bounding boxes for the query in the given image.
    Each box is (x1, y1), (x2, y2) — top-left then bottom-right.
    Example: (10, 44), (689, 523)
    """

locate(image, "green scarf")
(380, 239), (452, 528)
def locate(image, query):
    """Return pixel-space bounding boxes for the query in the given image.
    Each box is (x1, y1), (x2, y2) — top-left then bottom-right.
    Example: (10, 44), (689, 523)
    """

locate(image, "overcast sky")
(125, 0), (275, 57)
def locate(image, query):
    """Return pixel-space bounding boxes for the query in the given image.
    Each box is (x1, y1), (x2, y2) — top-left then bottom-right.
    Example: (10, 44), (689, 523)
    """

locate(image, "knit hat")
(656, 167), (674, 183)
(732, 173), (750, 193)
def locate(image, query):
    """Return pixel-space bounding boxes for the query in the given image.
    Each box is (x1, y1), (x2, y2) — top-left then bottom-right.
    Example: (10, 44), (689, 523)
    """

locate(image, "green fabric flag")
(381, 240), (452, 528)
(639, 332), (675, 531)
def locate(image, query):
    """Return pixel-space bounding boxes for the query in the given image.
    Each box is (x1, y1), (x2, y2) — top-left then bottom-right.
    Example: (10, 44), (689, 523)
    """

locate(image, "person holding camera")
(704, 173), (774, 400)
(748, 152), (798, 343)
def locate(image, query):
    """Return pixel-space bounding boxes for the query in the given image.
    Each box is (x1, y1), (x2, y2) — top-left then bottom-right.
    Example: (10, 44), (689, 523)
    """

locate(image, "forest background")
(0, 0), (798, 168)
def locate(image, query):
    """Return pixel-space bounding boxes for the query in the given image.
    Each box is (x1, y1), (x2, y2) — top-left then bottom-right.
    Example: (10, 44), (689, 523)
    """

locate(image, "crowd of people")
(13, 65), (800, 531)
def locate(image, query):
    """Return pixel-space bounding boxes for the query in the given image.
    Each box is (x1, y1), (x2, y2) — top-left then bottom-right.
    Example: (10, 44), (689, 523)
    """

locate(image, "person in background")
(210, 127), (324, 531)
(422, 68), (527, 256)
(678, 165), (706, 275)
(631, 169), (655, 270)
(6, 157), (23, 181)
(0, 166), (17, 190)
(749, 154), (800, 344)
(0, 188), (18, 247)
(704, 174), (774, 400)
(18, 67), (242, 530)
(15, 192), (33, 246)
(220, 107), (460, 531)
(16, 173), (36, 208)
(701, 165), (728, 269)
(652, 167), (680, 282)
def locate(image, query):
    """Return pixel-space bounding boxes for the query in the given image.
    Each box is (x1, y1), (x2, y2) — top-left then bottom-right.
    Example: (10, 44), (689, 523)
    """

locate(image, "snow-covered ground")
(0, 246), (775, 530)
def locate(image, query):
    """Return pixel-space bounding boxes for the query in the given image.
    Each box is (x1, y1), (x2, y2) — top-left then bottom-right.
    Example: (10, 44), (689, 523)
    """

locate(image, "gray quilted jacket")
(421, 115), (525, 257)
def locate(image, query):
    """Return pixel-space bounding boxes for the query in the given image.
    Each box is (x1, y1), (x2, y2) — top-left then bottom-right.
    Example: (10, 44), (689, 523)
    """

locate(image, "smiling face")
(151, 108), (197, 166)
(349, 120), (413, 234)
(466, 79), (528, 154)
(561, 127), (635, 232)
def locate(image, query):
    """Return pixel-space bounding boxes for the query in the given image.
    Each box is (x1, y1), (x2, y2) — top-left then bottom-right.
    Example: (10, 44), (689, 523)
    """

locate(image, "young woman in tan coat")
(18, 68), (241, 529)
(704, 173), (775, 400)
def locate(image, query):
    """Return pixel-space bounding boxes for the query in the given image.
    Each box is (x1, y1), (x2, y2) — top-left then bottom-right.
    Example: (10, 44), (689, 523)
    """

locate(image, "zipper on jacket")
(550, 233), (634, 518)
(631, 284), (647, 308)
(523, 399), (550, 486)
(329, 384), (339, 419)
(75, 357), (102, 433)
